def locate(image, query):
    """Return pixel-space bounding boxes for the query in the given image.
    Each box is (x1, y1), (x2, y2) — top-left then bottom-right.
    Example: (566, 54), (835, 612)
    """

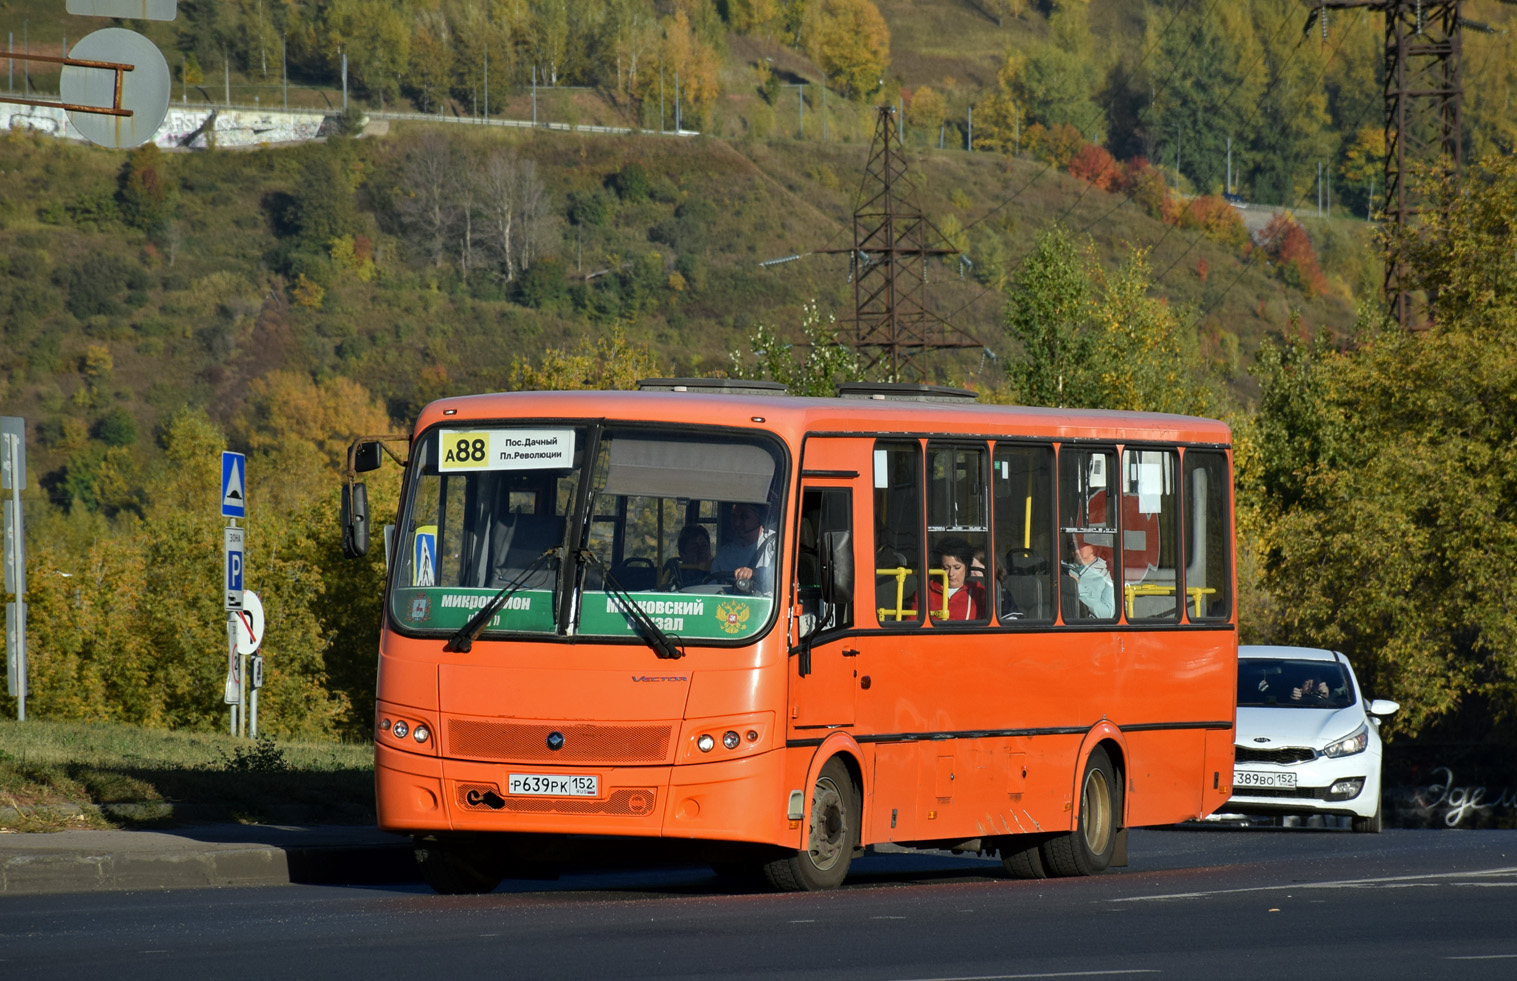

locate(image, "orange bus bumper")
(375, 740), (794, 846)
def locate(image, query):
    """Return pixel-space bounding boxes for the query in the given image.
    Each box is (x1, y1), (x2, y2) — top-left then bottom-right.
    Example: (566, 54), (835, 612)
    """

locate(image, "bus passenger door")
(790, 441), (867, 730)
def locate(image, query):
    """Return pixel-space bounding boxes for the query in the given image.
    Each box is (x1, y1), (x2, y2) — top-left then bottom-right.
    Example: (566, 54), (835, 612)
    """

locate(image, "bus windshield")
(389, 423), (787, 645)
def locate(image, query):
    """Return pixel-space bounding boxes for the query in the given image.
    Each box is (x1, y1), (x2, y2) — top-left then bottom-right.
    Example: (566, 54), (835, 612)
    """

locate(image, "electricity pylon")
(822, 105), (980, 379)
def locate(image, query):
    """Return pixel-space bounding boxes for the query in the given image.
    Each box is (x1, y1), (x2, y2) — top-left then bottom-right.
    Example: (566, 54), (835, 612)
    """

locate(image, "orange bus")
(342, 380), (1237, 892)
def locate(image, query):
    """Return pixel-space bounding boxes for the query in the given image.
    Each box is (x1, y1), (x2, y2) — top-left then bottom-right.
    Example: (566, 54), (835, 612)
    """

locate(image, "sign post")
(2, 416), (26, 720)
(233, 591), (264, 738)
(221, 451), (247, 734)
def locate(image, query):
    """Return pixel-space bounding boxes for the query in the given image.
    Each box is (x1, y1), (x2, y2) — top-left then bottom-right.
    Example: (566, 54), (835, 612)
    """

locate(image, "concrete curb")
(0, 824), (419, 896)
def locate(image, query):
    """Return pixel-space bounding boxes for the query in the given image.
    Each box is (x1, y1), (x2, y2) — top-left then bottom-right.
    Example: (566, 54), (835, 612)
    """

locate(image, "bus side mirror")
(341, 481), (370, 558)
(353, 441), (384, 473)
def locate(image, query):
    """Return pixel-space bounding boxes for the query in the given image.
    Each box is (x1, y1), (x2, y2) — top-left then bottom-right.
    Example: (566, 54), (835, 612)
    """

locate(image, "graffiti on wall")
(2, 104), (327, 148)
(1395, 766), (1517, 828)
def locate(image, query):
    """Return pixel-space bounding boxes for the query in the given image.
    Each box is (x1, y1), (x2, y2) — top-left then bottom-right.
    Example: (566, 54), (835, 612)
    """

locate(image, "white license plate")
(508, 773), (599, 797)
(1233, 769), (1297, 790)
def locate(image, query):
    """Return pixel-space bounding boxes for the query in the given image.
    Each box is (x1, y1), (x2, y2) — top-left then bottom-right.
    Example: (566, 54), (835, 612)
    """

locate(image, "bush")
(54, 255), (146, 320)
(94, 408), (138, 447)
(609, 162), (651, 203)
(515, 257), (569, 311)
(567, 188), (613, 227)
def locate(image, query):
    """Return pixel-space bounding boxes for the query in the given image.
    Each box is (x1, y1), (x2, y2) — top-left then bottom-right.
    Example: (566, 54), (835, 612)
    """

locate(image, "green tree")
(1246, 153), (1517, 738)
(1003, 227), (1217, 415)
(1138, 3), (1261, 193)
(1001, 226), (1095, 407)
(118, 143), (175, 234)
(323, 0), (411, 106)
(509, 324), (668, 391)
(810, 0), (889, 100)
(729, 300), (863, 397)
(1248, 4), (1333, 205)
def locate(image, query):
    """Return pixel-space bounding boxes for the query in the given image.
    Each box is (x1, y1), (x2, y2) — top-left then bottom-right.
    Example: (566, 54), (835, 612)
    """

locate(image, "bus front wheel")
(764, 758), (857, 891)
(1040, 746), (1121, 877)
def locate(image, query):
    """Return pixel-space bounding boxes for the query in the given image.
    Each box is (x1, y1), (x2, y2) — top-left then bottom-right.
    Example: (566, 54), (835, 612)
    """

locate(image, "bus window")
(872, 441), (924, 626)
(585, 431), (785, 600)
(1184, 450), (1232, 620)
(925, 443), (990, 623)
(1060, 447), (1118, 621)
(992, 444), (1055, 622)
(1121, 448), (1179, 622)
(797, 487), (853, 634)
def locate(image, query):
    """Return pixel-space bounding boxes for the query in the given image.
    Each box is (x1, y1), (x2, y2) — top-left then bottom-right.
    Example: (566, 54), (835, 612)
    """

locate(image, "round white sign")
(233, 590), (265, 656)
(60, 28), (171, 149)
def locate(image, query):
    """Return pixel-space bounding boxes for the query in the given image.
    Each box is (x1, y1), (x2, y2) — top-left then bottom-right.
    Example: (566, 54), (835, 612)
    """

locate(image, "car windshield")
(1237, 659), (1355, 709)
(389, 423), (787, 645)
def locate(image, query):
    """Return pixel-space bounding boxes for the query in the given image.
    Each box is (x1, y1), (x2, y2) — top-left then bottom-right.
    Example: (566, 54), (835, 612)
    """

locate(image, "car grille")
(1235, 745), (1316, 765)
(1231, 786), (1329, 800)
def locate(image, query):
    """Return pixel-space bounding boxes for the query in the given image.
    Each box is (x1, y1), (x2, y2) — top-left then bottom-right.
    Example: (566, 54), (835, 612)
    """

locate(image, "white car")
(1224, 645), (1400, 832)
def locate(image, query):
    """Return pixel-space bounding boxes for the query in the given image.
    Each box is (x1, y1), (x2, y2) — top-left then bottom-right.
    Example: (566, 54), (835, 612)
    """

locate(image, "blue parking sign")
(224, 526), (245, 610)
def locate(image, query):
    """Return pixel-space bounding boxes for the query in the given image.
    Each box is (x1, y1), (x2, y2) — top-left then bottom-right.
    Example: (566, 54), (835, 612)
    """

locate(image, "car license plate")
(508, 773), (599, 797)
(1233, 769), (1297, 789)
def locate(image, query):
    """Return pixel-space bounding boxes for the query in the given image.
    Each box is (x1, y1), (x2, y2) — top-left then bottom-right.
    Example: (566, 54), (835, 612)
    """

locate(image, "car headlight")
(1322, 723), (1369, 758)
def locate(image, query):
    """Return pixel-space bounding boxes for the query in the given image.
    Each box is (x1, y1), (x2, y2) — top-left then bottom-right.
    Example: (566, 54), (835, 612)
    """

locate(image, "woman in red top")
(919, 536), (985, 621)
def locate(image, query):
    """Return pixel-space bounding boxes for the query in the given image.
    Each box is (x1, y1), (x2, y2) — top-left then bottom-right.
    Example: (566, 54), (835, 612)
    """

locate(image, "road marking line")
(1107, 865), (1517, 902)
(891, 972), (1159, 980)
(1447, 954), (1517, 960)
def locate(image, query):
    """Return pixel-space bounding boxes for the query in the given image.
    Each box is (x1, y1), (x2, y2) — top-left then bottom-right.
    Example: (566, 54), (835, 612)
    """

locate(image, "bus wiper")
(576, 549), (685, 660)
(445, 549), (559, 653)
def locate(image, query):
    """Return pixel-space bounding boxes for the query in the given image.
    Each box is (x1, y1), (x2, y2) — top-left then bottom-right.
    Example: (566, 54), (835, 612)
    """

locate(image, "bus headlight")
(413, 724), (430, 744)
(723, 730), (741, 750)
(392, 720), (409, 739)
(697, 734), (715, 753)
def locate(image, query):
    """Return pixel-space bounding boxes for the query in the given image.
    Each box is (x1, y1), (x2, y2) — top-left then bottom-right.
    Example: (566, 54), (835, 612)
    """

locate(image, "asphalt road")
(4, 827), (1514, 980)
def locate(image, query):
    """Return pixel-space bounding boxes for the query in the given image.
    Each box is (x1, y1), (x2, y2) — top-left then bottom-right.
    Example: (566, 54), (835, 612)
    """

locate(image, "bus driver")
(711, 501), (775, 594)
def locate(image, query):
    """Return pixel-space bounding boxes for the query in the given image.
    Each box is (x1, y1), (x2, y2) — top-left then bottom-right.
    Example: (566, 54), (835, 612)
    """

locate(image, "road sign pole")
(226, 612), (239, 734)
(3, 419), (27, 721)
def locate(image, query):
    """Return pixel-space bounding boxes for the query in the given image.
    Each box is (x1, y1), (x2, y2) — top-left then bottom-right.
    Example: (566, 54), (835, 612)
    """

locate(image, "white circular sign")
(234, 590), (265, 656)
(60, 28), (171, 149)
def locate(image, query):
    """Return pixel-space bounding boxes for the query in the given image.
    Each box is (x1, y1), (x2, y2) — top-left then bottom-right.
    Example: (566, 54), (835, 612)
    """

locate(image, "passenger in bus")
(662, 524), (713, 589)
(978, 548), (1024, 620)
(711, 501), (775, 594)
(1068, 537), (1115, 619)
(912, 537), (985, 621)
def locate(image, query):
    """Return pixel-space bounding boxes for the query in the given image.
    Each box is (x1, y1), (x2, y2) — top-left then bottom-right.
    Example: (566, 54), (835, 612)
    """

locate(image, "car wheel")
(1040, 746), (1121, 877)
(1351, 799), (1383, 834)
(763, 758), (857, 891)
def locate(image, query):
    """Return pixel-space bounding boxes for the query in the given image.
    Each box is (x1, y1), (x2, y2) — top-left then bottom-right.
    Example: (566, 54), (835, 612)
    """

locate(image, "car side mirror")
(1367, 698), (1399, 717)
(341, 481), (370, 558)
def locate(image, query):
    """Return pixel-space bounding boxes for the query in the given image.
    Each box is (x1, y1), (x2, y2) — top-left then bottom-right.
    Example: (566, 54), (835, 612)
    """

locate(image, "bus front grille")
(455, 783), (658, 816)
(447, 719), (674, 764)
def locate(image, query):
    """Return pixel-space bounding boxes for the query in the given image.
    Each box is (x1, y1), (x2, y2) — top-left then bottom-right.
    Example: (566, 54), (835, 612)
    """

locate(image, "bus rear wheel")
(763, 758), (857, 892)
(1040, 746), (1121, 877)
(415, 838), (504, 895)
(998, 834), (1051, 879)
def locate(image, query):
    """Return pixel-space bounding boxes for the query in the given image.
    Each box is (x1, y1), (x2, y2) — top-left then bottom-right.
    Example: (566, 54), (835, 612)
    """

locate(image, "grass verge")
(0, 720), (374, 833)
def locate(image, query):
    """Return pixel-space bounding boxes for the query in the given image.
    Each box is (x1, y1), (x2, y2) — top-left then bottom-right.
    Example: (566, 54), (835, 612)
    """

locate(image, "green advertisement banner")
(394, 588), (773, 640)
